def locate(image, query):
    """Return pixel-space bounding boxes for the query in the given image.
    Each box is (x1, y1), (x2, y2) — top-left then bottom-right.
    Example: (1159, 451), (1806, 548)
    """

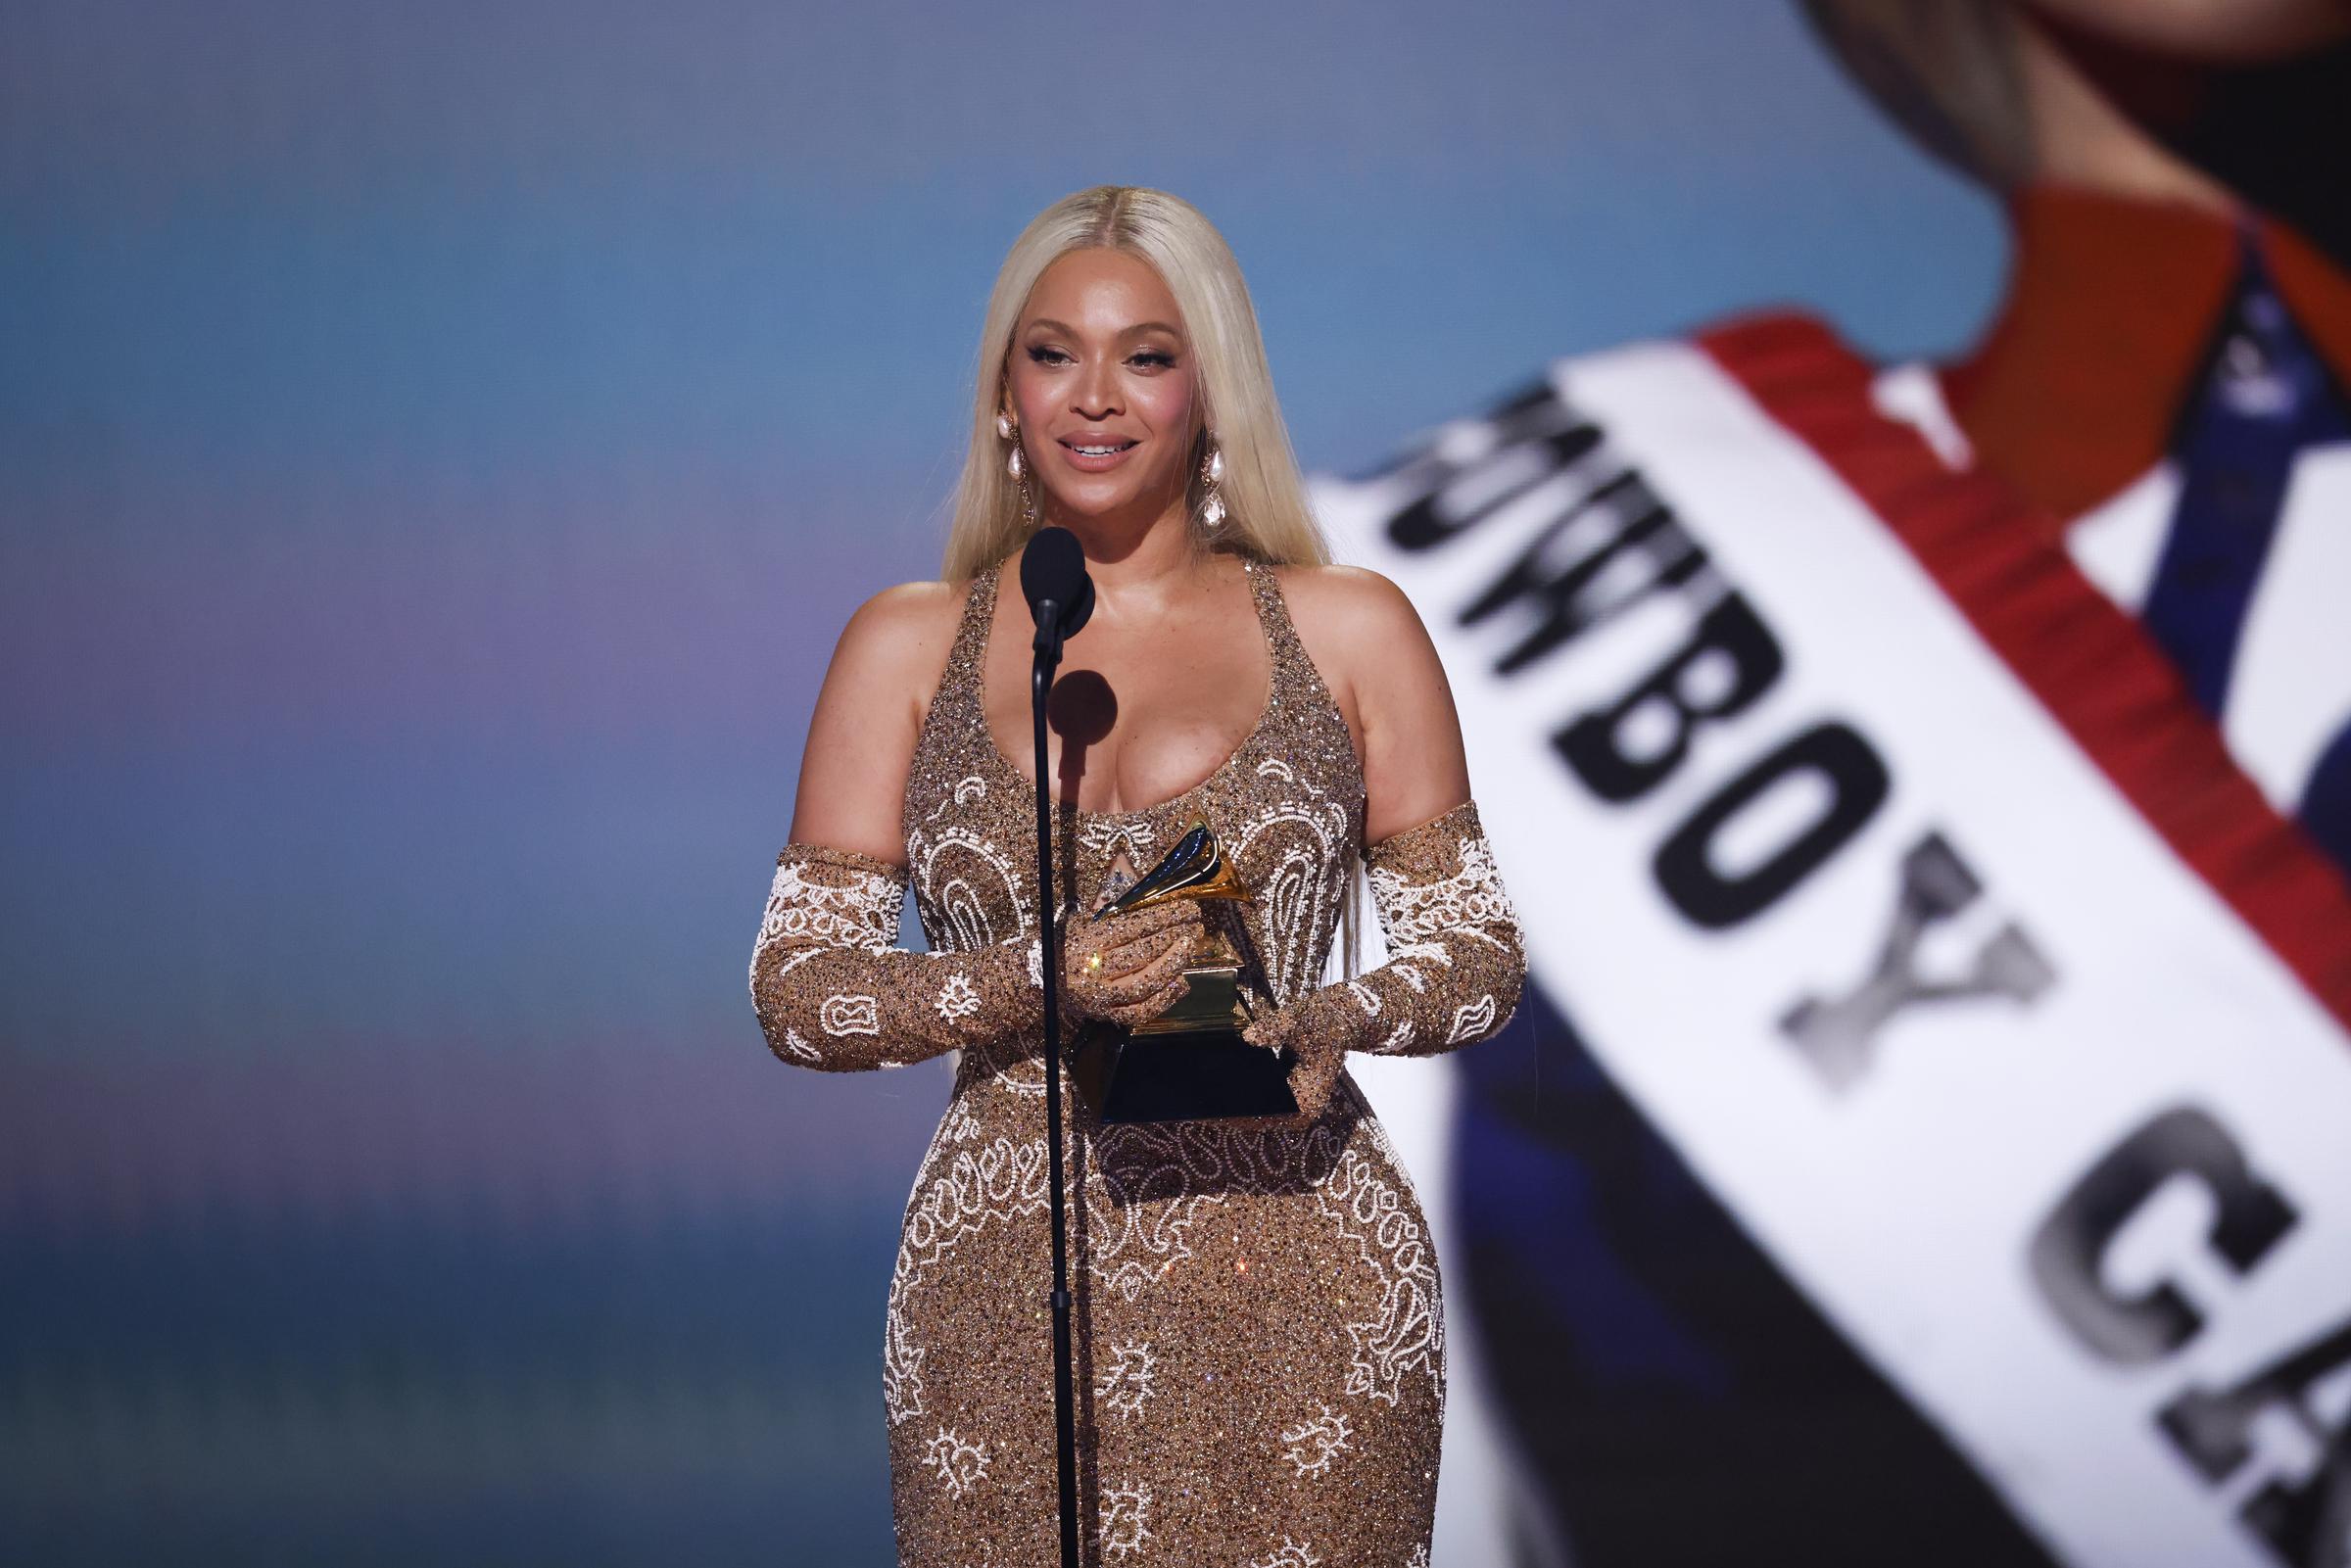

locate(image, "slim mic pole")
(1031, 605), (1082, 1568)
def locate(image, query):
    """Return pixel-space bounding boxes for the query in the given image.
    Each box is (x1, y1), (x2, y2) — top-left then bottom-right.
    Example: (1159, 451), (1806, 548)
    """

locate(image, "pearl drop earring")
(998, 409), (1025, 482)
(1198, 437), (1227, 531)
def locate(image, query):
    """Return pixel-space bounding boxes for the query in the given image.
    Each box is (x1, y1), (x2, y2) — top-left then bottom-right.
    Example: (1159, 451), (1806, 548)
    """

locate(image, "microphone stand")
(1031, 605), (1081, 1568)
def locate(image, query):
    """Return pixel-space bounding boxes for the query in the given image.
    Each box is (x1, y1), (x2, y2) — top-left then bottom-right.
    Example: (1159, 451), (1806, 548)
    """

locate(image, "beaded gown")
(750, 555), (1525, 1567)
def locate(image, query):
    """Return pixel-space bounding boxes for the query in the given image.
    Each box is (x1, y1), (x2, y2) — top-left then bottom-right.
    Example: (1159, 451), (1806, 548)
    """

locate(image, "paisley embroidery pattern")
(753, 856), (899, 979)
(1319, 1146), (1443, 1405)
(1368, 831), (1520, 948)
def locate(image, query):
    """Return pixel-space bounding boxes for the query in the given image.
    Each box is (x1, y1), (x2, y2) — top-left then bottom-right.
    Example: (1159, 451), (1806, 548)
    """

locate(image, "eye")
(1129, 351), (1177, 369)
(1026, 345), (1072, 366)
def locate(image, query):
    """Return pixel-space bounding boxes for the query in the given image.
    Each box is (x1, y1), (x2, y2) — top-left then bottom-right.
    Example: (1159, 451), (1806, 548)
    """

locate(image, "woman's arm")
(786, 581), (953, 862)
(1303, 565), (1474, 847)
(751, 583), (1042, 1071)
(1245, 568), (1526, 1111)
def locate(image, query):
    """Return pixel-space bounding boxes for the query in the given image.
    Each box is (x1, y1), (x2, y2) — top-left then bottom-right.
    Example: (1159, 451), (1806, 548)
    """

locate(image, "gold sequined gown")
(751, 556), (1525, 1567)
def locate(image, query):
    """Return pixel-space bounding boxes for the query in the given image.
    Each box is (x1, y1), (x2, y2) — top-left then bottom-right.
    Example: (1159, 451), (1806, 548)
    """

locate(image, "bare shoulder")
(1271, 562), (1468, 838)
(1269, 561), (1423, 627)
(835, 577), (966, 674)
(1269, 562), (1444, 694)
(787, 575), (973, 856)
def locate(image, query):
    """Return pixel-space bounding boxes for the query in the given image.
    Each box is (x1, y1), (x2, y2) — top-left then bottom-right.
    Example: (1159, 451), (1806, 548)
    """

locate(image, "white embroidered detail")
(992, 1060), (1048, 1098)
(935, 973), (982, 1022)
(900, 1136), (1052, 1273)
(882, 1275), (926, 1424)
(754, 857), (902, 983)
(1096, 1341), (1158, 1417)
(1079, 819), (1158, 861)
(769, 946), (826, 978)
(779, 1026), (820, 1063)
(1244, 1539), (1320, 1568)
(1319, 1146), (1443, 1405)
(921, 1426), (989, 1498)
(1406, 1546), (1431, 1568)
(1376, 1022), (1415, 1055)
(1026, 936), (1043, 989)
(1082, 1119), (1344, 1303)
(820, 994), (880, 1036)
(1100, 1482), (1153, 1557)
(1367, 832), (1519, 948)
(936, 1099), (981, 1144)
(883, 1132), (1055, 1426)
(1388, 964), (1429, 994)
(1447, 993), (1497, 1045)
(1231, 785), (1354, 1004)
(1345, 980), (1381, 1018)
(908, 805), (1030, 955)
(1279, 1404), (1353, 1476)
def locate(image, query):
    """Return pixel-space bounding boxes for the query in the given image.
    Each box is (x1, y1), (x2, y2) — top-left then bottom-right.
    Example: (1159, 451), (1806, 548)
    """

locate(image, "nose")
(1071, 356), (1123, 421)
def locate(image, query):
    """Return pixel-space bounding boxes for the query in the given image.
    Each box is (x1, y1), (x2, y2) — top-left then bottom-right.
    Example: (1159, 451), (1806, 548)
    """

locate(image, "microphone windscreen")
(1019, 526), (1093, 637)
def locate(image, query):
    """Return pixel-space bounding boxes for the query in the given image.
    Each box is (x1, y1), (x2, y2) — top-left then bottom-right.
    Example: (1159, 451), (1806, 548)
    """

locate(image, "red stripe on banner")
(1699, 311), (2351, 1036)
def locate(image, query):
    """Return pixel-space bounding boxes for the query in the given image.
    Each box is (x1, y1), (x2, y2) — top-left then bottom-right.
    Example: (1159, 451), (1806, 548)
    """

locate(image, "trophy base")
(1073, 1022), (1299, 1124)
(1128, 964), (1244, 1036)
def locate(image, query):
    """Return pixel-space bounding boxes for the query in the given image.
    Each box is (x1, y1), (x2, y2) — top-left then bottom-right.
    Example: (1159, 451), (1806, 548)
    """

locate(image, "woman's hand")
(1241, 991), (1351, 1117)
(1062, 901), (1206, 1030)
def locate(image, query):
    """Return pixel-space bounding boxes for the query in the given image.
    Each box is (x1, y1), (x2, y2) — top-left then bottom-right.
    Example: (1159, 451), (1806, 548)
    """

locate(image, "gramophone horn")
(1100, 818), (1254, 919)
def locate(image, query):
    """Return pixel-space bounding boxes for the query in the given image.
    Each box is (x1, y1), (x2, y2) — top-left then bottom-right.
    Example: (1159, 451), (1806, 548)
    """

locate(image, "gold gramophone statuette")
(1094, 818), (1258, 1033)
(1076, 818), (1298, 1123)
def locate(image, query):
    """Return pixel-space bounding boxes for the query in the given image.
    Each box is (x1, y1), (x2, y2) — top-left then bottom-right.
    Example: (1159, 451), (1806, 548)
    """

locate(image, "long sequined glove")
(749, 842), (1044, 1072)
(1060, 900), (1207, 1031)
(1241, 800), (1525, 1115)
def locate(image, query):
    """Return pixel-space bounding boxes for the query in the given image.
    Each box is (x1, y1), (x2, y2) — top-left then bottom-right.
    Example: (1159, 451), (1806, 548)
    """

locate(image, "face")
(1004, 248), (1199, 533)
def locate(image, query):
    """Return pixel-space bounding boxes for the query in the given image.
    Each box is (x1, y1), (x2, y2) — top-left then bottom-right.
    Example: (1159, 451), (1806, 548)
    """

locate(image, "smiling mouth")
(1061, 439), (1138, 456)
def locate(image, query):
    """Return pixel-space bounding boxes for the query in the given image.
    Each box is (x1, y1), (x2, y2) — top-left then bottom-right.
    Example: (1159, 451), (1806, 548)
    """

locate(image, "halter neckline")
(966, 555), (1281, 823)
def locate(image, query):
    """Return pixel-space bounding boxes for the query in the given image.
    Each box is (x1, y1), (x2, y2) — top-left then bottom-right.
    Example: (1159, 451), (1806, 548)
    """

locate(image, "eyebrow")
(1023, 318), (1185, 339)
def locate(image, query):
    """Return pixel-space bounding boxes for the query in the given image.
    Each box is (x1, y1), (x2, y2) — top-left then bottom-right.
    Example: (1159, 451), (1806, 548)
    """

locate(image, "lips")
(1058, 435), (1139, 473)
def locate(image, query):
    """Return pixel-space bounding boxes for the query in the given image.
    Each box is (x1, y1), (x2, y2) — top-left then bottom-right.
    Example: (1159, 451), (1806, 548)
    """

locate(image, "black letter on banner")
(1780, 831), (2058, 1093)
(2159, 1313), (2351, 1567)
(1385, 385), (1603, 552)
(1653, 722), (1888, 929)
(1464, 473), (1709, 675)
(2027, 1107), (2298, 1363)
(1554, 590), (1784, 802)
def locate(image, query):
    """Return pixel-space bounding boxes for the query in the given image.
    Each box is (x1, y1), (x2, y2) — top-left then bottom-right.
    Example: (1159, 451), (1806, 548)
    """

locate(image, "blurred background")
(6, 2), (2343, 1565)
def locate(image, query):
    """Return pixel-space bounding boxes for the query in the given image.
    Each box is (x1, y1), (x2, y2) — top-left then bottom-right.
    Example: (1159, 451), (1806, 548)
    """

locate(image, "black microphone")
(1014, 525), (1092, 1568)
(1020, 526), (1095, 658)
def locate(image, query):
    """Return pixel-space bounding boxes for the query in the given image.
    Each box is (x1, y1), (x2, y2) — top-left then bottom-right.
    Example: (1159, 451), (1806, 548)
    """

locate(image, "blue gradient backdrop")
(1, 3), (2000, 1560)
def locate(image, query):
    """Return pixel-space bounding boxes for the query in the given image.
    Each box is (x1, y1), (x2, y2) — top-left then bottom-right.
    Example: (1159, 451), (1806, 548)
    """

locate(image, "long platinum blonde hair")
(940, 185), (1332, 582)
(941, 186), (1362, 978)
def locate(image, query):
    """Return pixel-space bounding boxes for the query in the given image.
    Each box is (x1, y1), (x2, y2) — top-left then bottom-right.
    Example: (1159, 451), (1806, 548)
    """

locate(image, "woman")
(750, 185), (1524, 1567)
